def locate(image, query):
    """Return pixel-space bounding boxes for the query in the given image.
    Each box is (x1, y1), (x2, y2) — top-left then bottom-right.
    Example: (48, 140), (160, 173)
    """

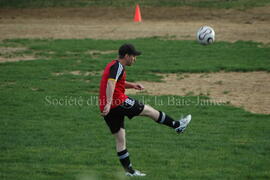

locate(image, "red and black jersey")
(99, 60), (128, 112)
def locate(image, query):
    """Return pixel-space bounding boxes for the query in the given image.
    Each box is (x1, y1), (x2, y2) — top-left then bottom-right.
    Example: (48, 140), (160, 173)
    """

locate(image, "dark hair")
(118, 43), (141, 58)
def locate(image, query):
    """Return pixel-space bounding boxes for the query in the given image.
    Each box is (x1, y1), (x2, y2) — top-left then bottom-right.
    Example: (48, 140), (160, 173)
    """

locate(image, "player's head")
(118, 44), (141, 66)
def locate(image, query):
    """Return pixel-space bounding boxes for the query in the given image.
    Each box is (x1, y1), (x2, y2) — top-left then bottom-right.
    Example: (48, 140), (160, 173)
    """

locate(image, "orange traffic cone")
(134, 4), (142, 22)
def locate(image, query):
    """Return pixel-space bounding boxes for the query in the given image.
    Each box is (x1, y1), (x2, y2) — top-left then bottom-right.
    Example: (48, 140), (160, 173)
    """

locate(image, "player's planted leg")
(114, 128), (146, 176)
(117, 149), (135, 174)
(114, 128), (134, 173)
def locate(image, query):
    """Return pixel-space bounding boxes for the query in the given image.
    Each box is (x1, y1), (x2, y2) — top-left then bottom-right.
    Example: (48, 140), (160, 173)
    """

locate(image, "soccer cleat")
(175, 114), (192, 133)
(125, 170), (146, 177)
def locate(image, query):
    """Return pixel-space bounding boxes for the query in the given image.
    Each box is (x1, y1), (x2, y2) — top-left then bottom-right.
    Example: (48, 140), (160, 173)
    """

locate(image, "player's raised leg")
(139, 104), (192, 133)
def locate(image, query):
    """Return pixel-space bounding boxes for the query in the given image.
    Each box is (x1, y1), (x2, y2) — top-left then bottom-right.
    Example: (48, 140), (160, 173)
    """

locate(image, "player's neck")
(117, 58), (126, 66)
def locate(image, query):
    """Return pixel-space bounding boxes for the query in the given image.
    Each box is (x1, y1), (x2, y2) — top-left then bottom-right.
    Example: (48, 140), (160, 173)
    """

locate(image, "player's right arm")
(101, 79), (116, 116)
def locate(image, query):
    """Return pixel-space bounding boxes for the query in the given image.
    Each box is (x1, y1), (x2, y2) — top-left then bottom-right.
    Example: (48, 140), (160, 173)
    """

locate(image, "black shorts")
(104, 97), (145, 134)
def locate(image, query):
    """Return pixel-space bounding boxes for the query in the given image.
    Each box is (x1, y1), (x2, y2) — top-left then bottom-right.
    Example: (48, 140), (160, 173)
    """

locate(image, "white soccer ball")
(196, 26), (215, 45)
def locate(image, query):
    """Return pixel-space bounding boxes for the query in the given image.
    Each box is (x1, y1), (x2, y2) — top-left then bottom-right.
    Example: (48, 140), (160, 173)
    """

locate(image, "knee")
(140, 104), (152, 116)
(140, 105), (160, 120)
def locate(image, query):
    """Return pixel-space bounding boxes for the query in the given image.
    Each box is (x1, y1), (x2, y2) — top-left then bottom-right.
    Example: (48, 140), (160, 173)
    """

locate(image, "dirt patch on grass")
(0, 47), (28, 53)
(52, 70), (101, 76)
(126, 72), (270, 114)
(0, 55), (37, 63)
(0, 46), (37, 62)
(87, 50), (117, 58)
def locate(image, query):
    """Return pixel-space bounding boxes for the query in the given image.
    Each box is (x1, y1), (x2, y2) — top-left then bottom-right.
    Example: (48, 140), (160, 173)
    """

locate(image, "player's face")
(126, 55), (136, 66)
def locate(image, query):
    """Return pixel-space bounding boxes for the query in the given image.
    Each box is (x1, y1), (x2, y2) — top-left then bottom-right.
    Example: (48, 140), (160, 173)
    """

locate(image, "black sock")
(117, 149), (135, 174)
(156, 111), (180, 128)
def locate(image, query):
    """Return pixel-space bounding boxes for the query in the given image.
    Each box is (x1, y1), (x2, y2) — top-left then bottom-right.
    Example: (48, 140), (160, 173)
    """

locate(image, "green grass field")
(1, 38), (270, 180)
(1, 0), (270, 9)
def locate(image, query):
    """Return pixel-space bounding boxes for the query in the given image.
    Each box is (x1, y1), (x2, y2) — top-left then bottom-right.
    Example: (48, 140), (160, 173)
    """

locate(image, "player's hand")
(101, 104), (111, 116)
(133, 83), (144, 90)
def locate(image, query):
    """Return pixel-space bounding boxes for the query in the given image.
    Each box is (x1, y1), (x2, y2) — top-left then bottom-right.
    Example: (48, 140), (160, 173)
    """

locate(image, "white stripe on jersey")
(115, 62), (123, 81)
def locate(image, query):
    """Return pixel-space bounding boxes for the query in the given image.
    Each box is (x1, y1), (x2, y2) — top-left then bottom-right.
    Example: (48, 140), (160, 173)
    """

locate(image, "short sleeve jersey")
(99, 60), (128, 112)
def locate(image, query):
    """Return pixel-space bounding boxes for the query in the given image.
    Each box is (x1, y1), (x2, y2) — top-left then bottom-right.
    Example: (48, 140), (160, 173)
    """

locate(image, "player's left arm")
(125, 81), (144, 90)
